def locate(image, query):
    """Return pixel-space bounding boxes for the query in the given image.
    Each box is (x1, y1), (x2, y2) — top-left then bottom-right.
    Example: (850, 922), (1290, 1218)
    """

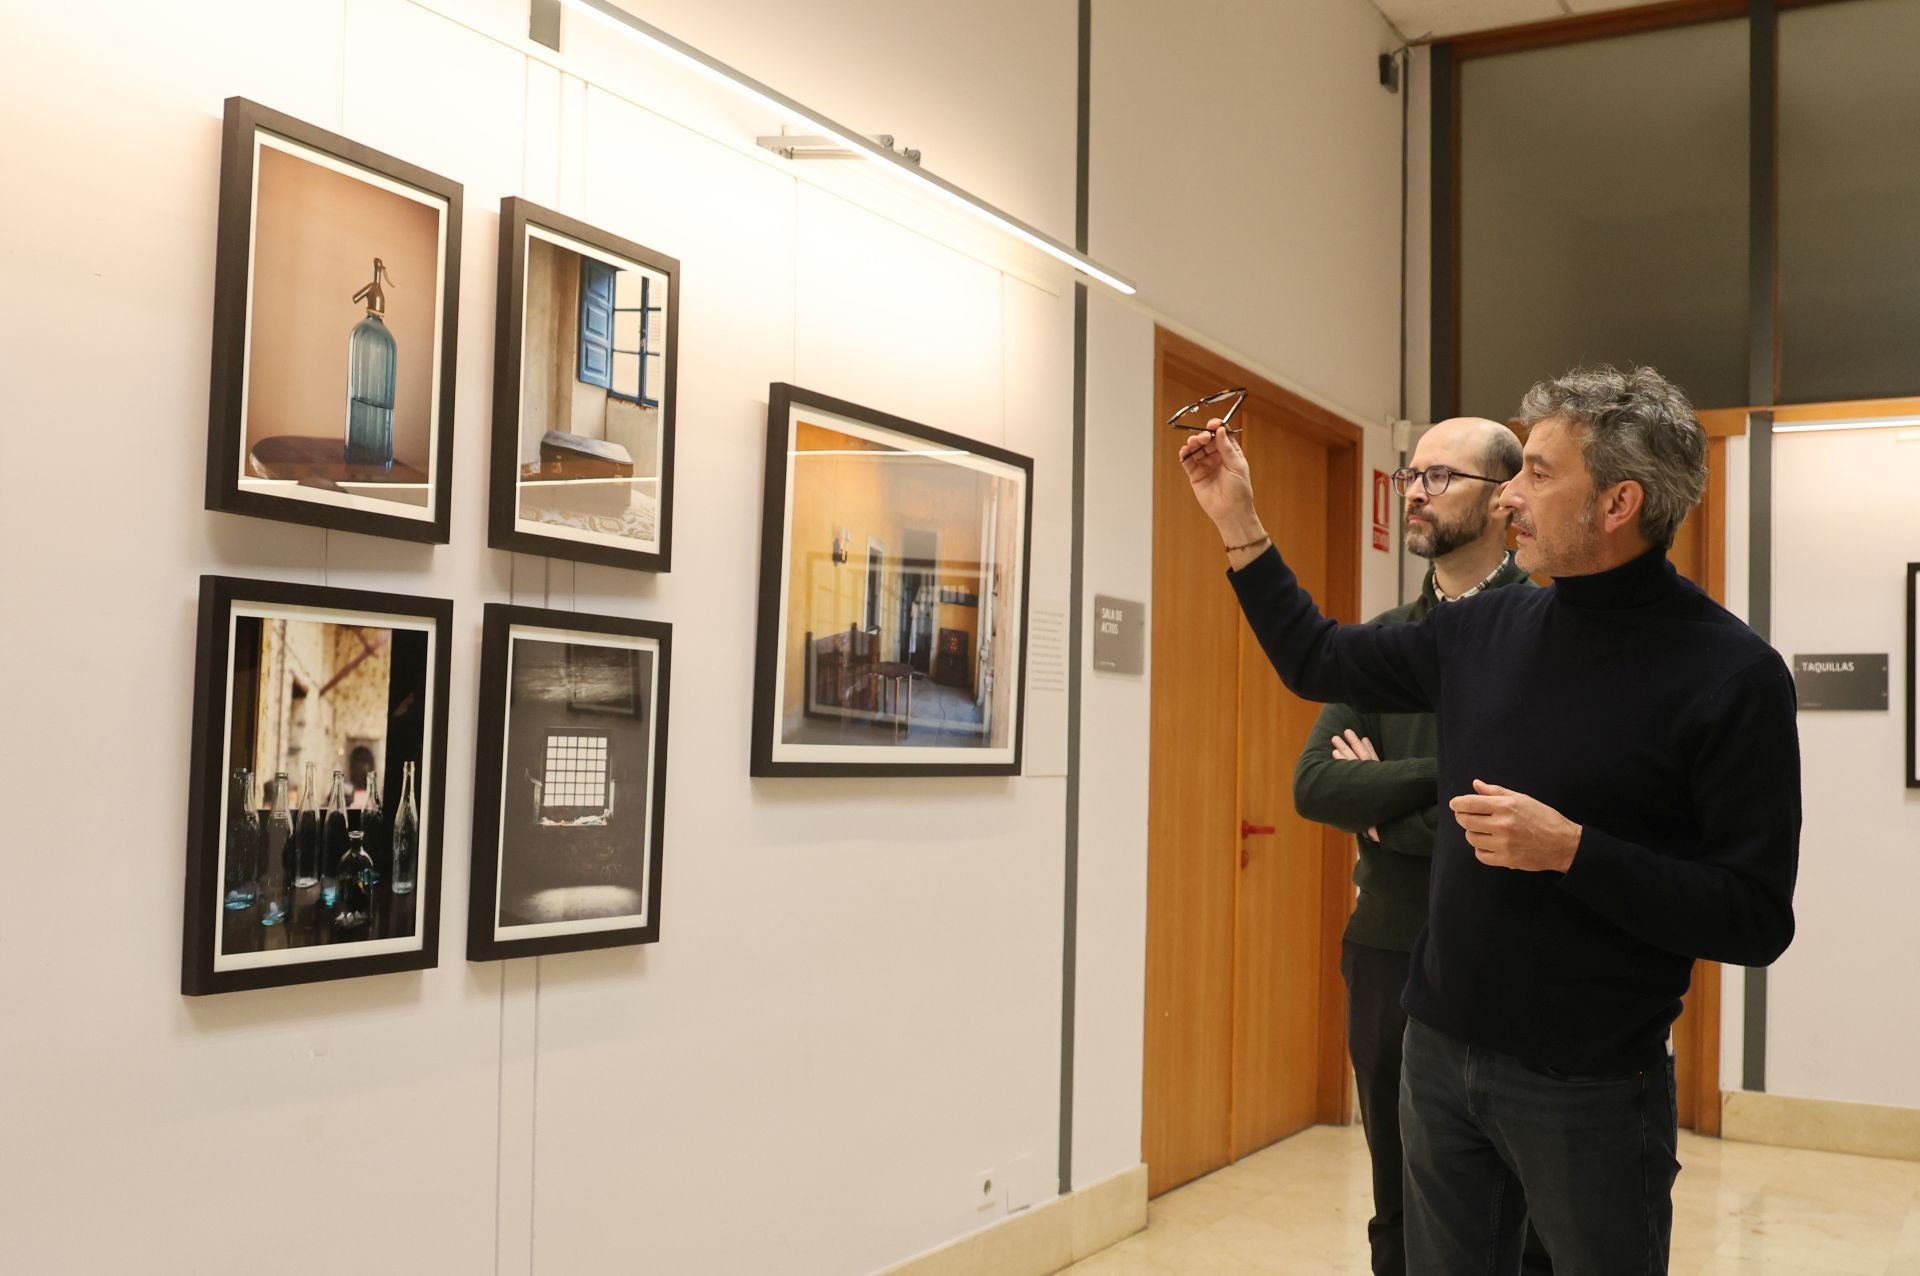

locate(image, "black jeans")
(1344, 943), (1553, 1276)
(1399, 1014), (1679, 1276)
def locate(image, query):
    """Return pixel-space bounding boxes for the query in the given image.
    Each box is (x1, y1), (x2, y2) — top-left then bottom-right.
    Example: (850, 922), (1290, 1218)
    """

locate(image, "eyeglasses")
(1390, 465), (1505, 497)
(1166, 387), (1248, 435)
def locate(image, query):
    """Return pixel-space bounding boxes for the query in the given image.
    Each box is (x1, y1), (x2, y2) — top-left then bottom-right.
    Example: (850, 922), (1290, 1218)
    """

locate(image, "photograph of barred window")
(181, 576), (451, 995)
(468, 605), (670, 961)
(751, 384), (1032, 777)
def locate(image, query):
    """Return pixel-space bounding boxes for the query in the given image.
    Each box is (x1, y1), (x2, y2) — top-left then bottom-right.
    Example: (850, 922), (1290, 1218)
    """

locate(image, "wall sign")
(1092, 595), (1145, 676)
(1371, 469), (1392, 553)
(1791, 653), (1888, 711)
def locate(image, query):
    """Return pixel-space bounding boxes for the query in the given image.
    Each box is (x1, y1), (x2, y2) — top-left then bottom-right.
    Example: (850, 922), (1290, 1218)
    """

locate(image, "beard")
(1405, 502), (1491, 560)
(1513, 493), (1601, 576)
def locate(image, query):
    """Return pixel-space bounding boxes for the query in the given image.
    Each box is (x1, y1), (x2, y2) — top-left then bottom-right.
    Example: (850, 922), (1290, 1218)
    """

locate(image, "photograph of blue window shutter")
(577, 259), (614, 389)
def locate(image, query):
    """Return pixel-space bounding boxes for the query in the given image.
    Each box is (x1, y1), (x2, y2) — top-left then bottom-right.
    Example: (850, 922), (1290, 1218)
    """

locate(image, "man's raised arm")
(1179, 421), (1440, 713)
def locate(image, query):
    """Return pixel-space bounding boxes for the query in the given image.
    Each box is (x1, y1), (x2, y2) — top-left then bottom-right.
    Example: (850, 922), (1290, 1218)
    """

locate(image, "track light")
(557, 0), (1135, 294)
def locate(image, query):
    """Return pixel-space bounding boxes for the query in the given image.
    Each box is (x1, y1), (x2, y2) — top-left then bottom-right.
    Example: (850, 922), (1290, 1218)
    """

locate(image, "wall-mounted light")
(831, 526), (850, 565)
(556, 0), (1135, 295)
(1770, 415), (1920, 435)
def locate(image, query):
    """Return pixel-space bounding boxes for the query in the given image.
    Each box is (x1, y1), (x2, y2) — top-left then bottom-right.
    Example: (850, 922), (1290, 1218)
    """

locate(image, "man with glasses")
(1178, 366), (1799, 1275)
(1291, 418), (1542, 1276)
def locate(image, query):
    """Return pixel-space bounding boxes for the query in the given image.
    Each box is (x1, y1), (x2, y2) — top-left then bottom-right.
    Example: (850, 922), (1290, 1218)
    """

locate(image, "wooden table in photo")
(248, 436), (428, 501)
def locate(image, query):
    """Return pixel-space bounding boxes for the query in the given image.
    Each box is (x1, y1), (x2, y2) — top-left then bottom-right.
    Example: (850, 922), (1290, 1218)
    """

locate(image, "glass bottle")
(223, 768), (260, 911)
(333, 829), (375, 934)
(361, 768), (386, 887)
(320, 768), (349, 907)
(391, 761), (418, 896)
(345, 257), (397, 468)
(293, 761), (320, 888)
(260, 771), (293, 927)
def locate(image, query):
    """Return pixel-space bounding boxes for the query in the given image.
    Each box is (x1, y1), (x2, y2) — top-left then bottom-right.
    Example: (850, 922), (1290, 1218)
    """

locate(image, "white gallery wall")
(0, 0), (1080, 1271)
(0, 0), (1419, 1272)
(1763, 430), (1920, 1110)
(1089, 0), (1410, 628)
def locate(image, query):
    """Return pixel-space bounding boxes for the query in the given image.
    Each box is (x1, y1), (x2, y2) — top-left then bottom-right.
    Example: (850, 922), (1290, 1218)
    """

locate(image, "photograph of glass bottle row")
(217, 613), (428, 962)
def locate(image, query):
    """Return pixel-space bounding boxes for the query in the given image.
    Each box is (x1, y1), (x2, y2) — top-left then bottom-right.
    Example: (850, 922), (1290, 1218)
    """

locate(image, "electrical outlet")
(973, 1166), (998, 1212)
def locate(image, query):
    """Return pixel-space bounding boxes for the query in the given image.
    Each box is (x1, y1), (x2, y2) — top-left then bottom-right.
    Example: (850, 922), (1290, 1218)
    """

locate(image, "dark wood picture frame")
(468, 604), (671, 961)
(751, 383), (1033, 778)
(488, 198), (680, 572)
(181, 575), (453, 995)
(205, 97), (462, 543)
(1907, 562), (1918, 789)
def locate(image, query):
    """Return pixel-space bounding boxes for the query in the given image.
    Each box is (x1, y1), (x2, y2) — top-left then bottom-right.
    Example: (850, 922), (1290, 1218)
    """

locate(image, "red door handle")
(1241, 820), (1276, 837)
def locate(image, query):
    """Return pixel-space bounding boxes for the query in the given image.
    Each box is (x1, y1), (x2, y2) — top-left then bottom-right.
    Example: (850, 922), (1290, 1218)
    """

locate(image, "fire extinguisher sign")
(1371, 470), (1392, 552)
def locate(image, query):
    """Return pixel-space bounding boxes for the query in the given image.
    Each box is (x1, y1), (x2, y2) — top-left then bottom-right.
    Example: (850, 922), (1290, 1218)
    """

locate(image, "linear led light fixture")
(1770, 415), (1920, 435)
(557, 0), (1135, 294)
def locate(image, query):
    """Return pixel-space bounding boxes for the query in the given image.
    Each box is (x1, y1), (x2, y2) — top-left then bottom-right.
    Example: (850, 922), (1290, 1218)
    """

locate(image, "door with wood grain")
(1144, 330), (1360, 1196)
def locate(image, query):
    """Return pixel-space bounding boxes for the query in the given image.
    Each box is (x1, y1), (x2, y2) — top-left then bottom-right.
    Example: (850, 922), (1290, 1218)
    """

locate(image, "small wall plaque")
(1791, 653), (1888, 711)
(1093, 595), (1145, 676)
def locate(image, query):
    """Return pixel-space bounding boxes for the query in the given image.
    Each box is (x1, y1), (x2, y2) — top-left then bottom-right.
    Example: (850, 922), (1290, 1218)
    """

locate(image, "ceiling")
(1371, 0), (1682, 42)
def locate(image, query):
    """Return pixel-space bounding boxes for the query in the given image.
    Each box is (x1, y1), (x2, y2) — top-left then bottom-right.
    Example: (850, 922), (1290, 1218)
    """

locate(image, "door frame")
(1145, 327), (1364, 1189)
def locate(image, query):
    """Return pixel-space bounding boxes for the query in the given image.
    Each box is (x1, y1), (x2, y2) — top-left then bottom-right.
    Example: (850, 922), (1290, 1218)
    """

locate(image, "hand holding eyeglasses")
(1167, 387), (1247, 436)
(1178, 416), (1268, 564)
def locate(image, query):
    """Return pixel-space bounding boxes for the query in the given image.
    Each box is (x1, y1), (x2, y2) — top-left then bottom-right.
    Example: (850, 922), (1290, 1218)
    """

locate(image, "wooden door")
(1665, 411), (1740, 1135)
(1231, 408), (1350, 1154)
(1144, 330), (1360, 1196)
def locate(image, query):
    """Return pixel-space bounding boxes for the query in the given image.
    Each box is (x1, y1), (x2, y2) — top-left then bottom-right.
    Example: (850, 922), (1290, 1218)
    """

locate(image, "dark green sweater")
(1291, 557), (1534, 952)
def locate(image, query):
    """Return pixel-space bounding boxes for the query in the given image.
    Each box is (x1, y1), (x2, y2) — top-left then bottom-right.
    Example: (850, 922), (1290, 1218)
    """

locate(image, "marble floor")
(1062, 1124), (1920, 1275)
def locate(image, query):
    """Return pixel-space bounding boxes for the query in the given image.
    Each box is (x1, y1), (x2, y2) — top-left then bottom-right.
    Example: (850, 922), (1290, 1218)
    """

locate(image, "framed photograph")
(205, 97), (462, 542)
(751, 383), (1032, 777)
(489, 198), (679, 571)
(468, 605), (670, 960)
(182, 576), (452, 995)
(1908, 562), (1918, 789)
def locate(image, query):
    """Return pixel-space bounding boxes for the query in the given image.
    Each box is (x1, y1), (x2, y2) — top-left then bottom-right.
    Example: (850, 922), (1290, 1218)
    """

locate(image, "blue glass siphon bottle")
(345, 257), (397, 468)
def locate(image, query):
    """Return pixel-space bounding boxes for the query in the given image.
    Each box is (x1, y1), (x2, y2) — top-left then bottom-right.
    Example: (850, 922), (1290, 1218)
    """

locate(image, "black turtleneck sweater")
(1231, 543), (1801, 1074)
(1292, 556), (1536, 953)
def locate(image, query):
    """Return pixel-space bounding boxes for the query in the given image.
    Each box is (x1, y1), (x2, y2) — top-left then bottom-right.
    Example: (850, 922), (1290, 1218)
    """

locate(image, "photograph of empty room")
(493, 198), (678, 571)
(754, 386), (1030, 775)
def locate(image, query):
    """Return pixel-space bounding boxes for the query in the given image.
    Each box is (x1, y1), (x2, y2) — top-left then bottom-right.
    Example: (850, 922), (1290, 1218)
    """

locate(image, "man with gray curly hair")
(1505, 366), (1708, 576)
(1178, 364), (1800, 1275)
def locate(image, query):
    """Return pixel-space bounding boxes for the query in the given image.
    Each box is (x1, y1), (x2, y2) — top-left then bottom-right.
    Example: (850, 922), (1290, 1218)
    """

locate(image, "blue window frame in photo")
(577, 260), (661, 409)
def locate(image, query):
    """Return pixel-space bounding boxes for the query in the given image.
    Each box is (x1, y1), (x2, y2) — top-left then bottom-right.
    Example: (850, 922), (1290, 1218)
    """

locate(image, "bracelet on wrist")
(1225, 534), (1271, 554)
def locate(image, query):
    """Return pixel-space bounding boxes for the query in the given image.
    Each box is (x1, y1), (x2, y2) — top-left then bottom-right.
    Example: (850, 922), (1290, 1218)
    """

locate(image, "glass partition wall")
(1449, 0), (1920, 423)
